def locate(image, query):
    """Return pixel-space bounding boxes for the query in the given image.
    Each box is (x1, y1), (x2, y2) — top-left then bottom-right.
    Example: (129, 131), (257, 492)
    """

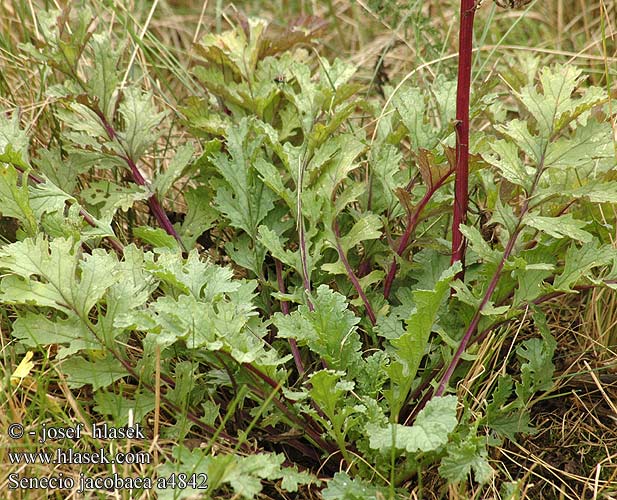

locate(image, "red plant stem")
(275, 259), (291, 316)
(298, 217), (314, 312)
(357, 259), (371, 278)
(242, 362), (281, 389)
(383, 170), (453, 300)
(222, 352), (334, 452)
(436, 224), (521, 397)
(274, 258), (305, 375)
(91, 107), (184, 250)
(333, 219), (376, 325)
(79, 206), (125, 254)
(406, 276), (617, 422)
(247, 383), (338, 454)
(217, 350), (328, 442)
(438, 136), (551, 396)
(114, 354), (240, 445)
(451, 0), (476, 271)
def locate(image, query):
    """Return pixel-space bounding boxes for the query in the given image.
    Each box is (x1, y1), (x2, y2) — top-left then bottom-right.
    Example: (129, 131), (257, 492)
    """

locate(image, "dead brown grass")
(1, 1), (616, 498)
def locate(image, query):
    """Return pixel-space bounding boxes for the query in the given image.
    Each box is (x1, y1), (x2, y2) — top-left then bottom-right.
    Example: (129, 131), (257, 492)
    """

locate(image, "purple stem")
(275, 259), (305, 375)
(435, 225), (522, 396)
(407, 276), (617, 422)
(436, 139), (552, 397)
(218, 351), (333, 452)
(451, 0), (476, 273)
(333, 219), (376, 325)
(91, 107), (184, 250)
(247, 383), (337, 454)
(383, 169), (453, 299)
(298, 216), (314, 312)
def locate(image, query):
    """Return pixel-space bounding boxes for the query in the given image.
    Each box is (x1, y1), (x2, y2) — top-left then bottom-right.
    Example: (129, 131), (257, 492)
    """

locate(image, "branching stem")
(383, 169), (453, 299)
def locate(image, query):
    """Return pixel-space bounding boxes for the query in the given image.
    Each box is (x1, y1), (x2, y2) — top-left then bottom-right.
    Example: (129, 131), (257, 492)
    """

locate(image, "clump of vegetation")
(1, 1), (616, 498)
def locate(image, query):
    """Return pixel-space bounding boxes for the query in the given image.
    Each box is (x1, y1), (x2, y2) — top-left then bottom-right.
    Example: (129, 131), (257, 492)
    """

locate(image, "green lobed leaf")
(338, 213), (382, 254)
(459, 225), (502, 263)
(396, 263), (461, 377)
(483, 140), (532, 189)
(56, 103), (110, 141)
(393, 86), (436, 151)
(153, 143), (195, 197)
(86, 34), (121, 120)
(258, 225), (301, 273)
(61, 354), (129, 390)
(439, 434), (494, 484)
(117, 88), (166, 160)
(211, 119), (276, 237)
(553, 241), (615, 292)
(11, 313), (100, 359)
(322, 472), (382, 500)
(544, 119), (613, 171)
(224, 233), (268, 276)
(523, 213), (592, 243)
(254, 156), (296, 211)
(311, 134), (365, 197)
(133, 226), (179, 250)
(308, 370), (354, 420)
(156, 446), (212, 500)
(486, 376), (536, 440)
(518, 65), (583, 136)
(157, 446), (314, 500)
(145, 249), (239, 300)
(0, 163), (37, 234)
(28, 177), (75, 219)
(369, 142), (404, 213)
(93, 391), (156, 426)
(515, 323), (557, 400)
(568, 181), (617, 203)
(494, 119), (540, 165)
(385, 263), (460, 418)
(0, 113), (30, 164)
(178, 187), (217, 249)
(273, 285), (362, 371)
(367, 395), (458, 453)
(0, 237), (119, 317)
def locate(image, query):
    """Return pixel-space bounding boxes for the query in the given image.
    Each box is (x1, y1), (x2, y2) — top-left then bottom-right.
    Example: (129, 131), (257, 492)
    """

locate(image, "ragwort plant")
(0, 6), (616, 499)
